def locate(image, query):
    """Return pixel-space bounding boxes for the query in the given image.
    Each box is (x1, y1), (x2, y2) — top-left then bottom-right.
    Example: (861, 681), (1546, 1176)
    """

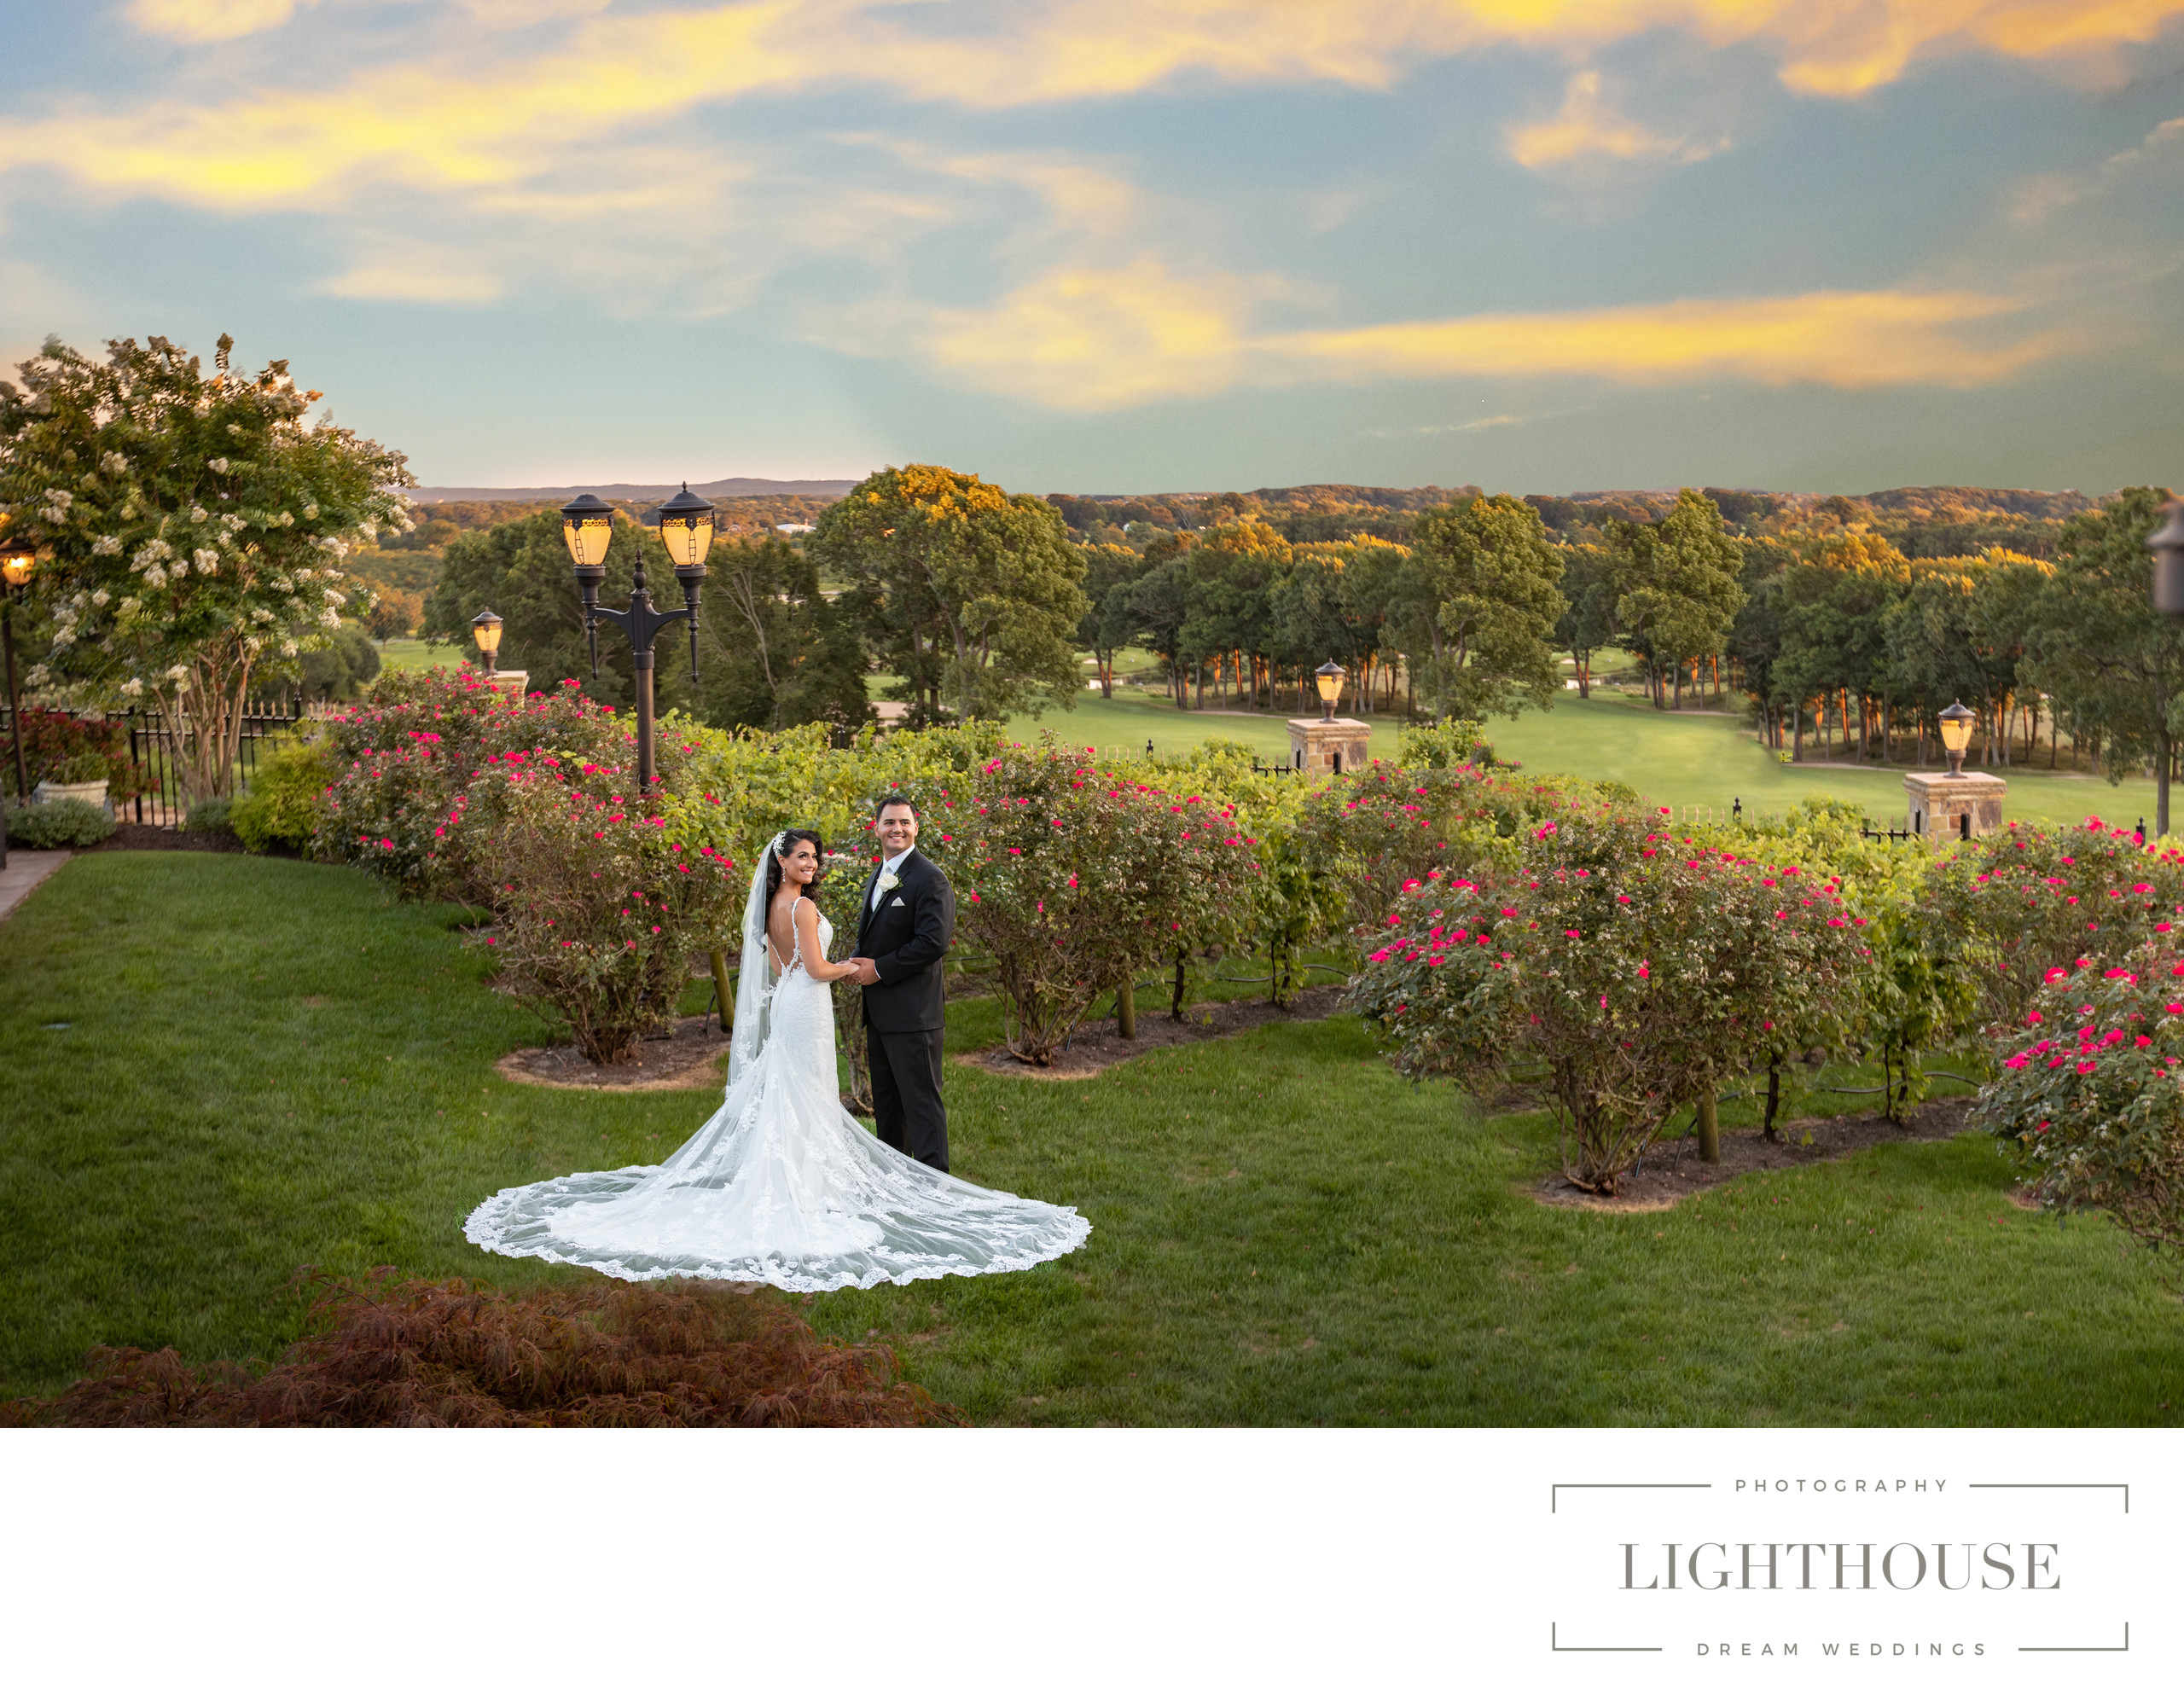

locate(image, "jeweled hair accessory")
(770, 829), (789, 856)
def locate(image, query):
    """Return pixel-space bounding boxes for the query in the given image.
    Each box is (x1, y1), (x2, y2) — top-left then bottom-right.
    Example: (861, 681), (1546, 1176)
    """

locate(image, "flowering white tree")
(0, 334), (412, 802)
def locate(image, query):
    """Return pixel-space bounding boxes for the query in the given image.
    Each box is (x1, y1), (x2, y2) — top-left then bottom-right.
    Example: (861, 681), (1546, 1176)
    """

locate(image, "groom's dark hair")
(874, 793), (918, 820)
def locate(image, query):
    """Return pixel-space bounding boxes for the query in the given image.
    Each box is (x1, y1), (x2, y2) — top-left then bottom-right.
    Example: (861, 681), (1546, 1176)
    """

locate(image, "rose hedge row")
(1345, 812), (1870, 1193)
(1979, 942), (2184, 1264)
(903, 740), (1261, 1064)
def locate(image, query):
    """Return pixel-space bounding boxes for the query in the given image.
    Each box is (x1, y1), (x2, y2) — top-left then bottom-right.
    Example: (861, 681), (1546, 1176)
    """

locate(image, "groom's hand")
(846, 956), (880, 985)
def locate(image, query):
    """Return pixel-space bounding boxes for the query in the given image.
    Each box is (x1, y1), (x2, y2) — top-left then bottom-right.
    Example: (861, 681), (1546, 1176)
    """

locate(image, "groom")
(845, 795), (956, 1172)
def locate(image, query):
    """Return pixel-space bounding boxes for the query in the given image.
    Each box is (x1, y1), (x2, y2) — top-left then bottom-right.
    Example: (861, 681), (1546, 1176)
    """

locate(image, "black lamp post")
(2, 536), (32, 803)
(1315, 659), (1346, 723)
(559, 485), (713, 790)
(2152, 497), (2184, 618)
(1, 534), (33, 874)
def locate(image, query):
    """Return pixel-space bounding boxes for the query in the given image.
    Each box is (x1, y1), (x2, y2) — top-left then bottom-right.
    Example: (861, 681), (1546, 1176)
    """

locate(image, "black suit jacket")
(855, 848), (955, 1032)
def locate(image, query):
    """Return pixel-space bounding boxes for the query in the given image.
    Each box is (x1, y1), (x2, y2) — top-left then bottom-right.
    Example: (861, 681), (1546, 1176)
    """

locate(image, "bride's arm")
(793, 897), (857, 982)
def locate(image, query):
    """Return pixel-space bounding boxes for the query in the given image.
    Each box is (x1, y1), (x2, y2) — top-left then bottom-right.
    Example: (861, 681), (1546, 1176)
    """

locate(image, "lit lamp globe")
(653, 482), (716, 575)
(2151, 497), (2184, 618)
(559, 492), (615, 598)
(1, 538), (32, 593)
(1937, 700), (1976, 779)
(1315, 659), (1346, 723)
(653, 483), (715, 684)
(471, 608), (504, 677)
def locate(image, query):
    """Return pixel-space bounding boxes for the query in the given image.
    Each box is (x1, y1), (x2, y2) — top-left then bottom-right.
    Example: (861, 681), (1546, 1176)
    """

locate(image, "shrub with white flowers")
(0, 333), (410, 803)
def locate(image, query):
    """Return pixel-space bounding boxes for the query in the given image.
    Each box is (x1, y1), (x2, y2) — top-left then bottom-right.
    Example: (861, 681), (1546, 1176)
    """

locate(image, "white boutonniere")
(878, 871), (902, 892)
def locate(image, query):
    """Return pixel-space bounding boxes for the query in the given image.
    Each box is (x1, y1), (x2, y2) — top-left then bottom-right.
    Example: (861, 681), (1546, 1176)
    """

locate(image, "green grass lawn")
(5, 853), (2178, 1423)
(1001, 684), (2162, 831)
(1489, 693), (2161, 829)
(1005, 688), (1407, 764)
(372, 636), (457, 674)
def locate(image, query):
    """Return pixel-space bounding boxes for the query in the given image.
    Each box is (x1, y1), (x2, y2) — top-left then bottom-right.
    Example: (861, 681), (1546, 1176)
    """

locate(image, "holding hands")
(845, 955), (880, 986)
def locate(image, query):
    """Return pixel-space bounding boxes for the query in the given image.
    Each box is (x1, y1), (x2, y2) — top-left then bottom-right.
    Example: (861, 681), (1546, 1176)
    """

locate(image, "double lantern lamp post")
(558, 485), (715, 791)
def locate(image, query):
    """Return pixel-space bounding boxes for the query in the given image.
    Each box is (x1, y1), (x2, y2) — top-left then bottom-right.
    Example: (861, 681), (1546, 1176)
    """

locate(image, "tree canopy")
(810, 464), (1088, 724)
(0, 332), (410, 800)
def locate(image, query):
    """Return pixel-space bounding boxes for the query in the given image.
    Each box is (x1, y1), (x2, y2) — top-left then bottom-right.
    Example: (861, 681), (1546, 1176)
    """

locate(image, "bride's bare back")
(766, 835), (855, 982)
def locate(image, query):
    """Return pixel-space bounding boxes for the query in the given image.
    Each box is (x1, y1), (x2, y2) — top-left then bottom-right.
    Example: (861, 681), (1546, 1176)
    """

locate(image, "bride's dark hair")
(764, 829), (827, 908)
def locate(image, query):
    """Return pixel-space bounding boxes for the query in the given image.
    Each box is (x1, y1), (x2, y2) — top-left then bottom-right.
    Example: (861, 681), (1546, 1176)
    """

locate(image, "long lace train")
(465, 903), (1089, 1292)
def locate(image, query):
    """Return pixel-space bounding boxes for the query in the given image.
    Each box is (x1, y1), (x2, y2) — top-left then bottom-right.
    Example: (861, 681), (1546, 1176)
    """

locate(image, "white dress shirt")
(871, 848), (913, 911)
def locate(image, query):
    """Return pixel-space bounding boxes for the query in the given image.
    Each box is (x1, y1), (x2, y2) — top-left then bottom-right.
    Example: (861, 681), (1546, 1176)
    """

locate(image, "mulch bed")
(80, 822), (297, 857)
(1534, 1094), (1975, 1211)
(497, 1014), (732, 1092)
(958, 983), (1345, 1080)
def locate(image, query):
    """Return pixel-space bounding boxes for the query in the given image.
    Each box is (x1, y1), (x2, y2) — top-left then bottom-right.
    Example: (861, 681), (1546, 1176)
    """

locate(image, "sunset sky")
(3, 0), (2182, 495)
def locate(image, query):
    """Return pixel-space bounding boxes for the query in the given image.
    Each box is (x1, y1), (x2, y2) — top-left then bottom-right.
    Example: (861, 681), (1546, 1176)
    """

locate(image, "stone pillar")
(1287, 717), (1372, 775)
(1903, 769), (2006, 845)
(484, 670), (529, 697)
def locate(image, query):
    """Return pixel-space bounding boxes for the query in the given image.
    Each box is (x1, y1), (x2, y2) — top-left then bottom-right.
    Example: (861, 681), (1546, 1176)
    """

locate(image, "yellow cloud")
(1278, 290), (2064, 387)
(1505, 71), (1727, 168)
(3, 4), (803, 210)
(913, 258), (1263, 406)
(904, 265), (2066, 406)
(130, 0), (316, 43)
(13, 0), (2181, 224)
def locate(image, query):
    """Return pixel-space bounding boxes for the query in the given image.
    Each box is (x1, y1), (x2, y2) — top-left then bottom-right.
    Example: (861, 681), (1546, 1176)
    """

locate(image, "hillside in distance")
(406, 476), (858, 503)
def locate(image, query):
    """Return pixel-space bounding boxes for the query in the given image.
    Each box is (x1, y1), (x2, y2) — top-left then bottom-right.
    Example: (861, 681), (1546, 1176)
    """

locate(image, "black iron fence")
(3, 696), (314, 827)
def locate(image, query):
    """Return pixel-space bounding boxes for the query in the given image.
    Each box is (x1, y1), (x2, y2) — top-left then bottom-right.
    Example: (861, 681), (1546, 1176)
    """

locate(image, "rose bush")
(1297, 759), (1638, 938)
(1978, 941), (2184, 1266)
(317, 669), (632, 903)
(471, 763), (746, 1065)
(1923, 816), (2184, 1027)
(915, 738), (1260, 1065)
(1722, 795), (1974, 1126)
(1347, 813), (1871, 1193)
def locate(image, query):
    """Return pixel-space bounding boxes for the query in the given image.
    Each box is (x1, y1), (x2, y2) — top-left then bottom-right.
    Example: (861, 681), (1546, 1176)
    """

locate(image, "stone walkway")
(0, 850), (69, 922)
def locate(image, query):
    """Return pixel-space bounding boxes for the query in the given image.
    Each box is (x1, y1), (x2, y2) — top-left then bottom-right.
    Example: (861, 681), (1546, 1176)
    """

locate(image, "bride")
(465, 828), (1091, 1292)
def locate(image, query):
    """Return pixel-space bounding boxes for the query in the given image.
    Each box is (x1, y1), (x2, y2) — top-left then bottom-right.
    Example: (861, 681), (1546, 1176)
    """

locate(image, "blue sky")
(3, 0), (2181, 496)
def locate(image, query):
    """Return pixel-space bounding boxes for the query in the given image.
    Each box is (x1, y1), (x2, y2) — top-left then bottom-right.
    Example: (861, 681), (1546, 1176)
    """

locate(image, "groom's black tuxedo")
(855, 847), (956, 1170)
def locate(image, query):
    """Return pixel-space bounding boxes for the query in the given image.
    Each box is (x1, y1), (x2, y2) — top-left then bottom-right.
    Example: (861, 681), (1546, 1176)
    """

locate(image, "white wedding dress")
(465, 880), (1090, 1293)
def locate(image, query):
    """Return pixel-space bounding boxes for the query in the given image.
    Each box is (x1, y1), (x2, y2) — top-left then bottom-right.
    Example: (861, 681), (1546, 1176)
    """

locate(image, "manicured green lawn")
(373, 636), (456, 674)
(1005, 688), (1407, 764)
(1004, 687), (2163, 831)
(1489, 693), (2162, 830)
(4, 853), (2179, 1423)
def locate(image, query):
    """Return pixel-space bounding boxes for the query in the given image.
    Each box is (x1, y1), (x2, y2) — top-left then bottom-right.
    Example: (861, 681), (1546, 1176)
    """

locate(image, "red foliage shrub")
(10, 706), (149, 800)
(1, 1271), (960, 1428)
